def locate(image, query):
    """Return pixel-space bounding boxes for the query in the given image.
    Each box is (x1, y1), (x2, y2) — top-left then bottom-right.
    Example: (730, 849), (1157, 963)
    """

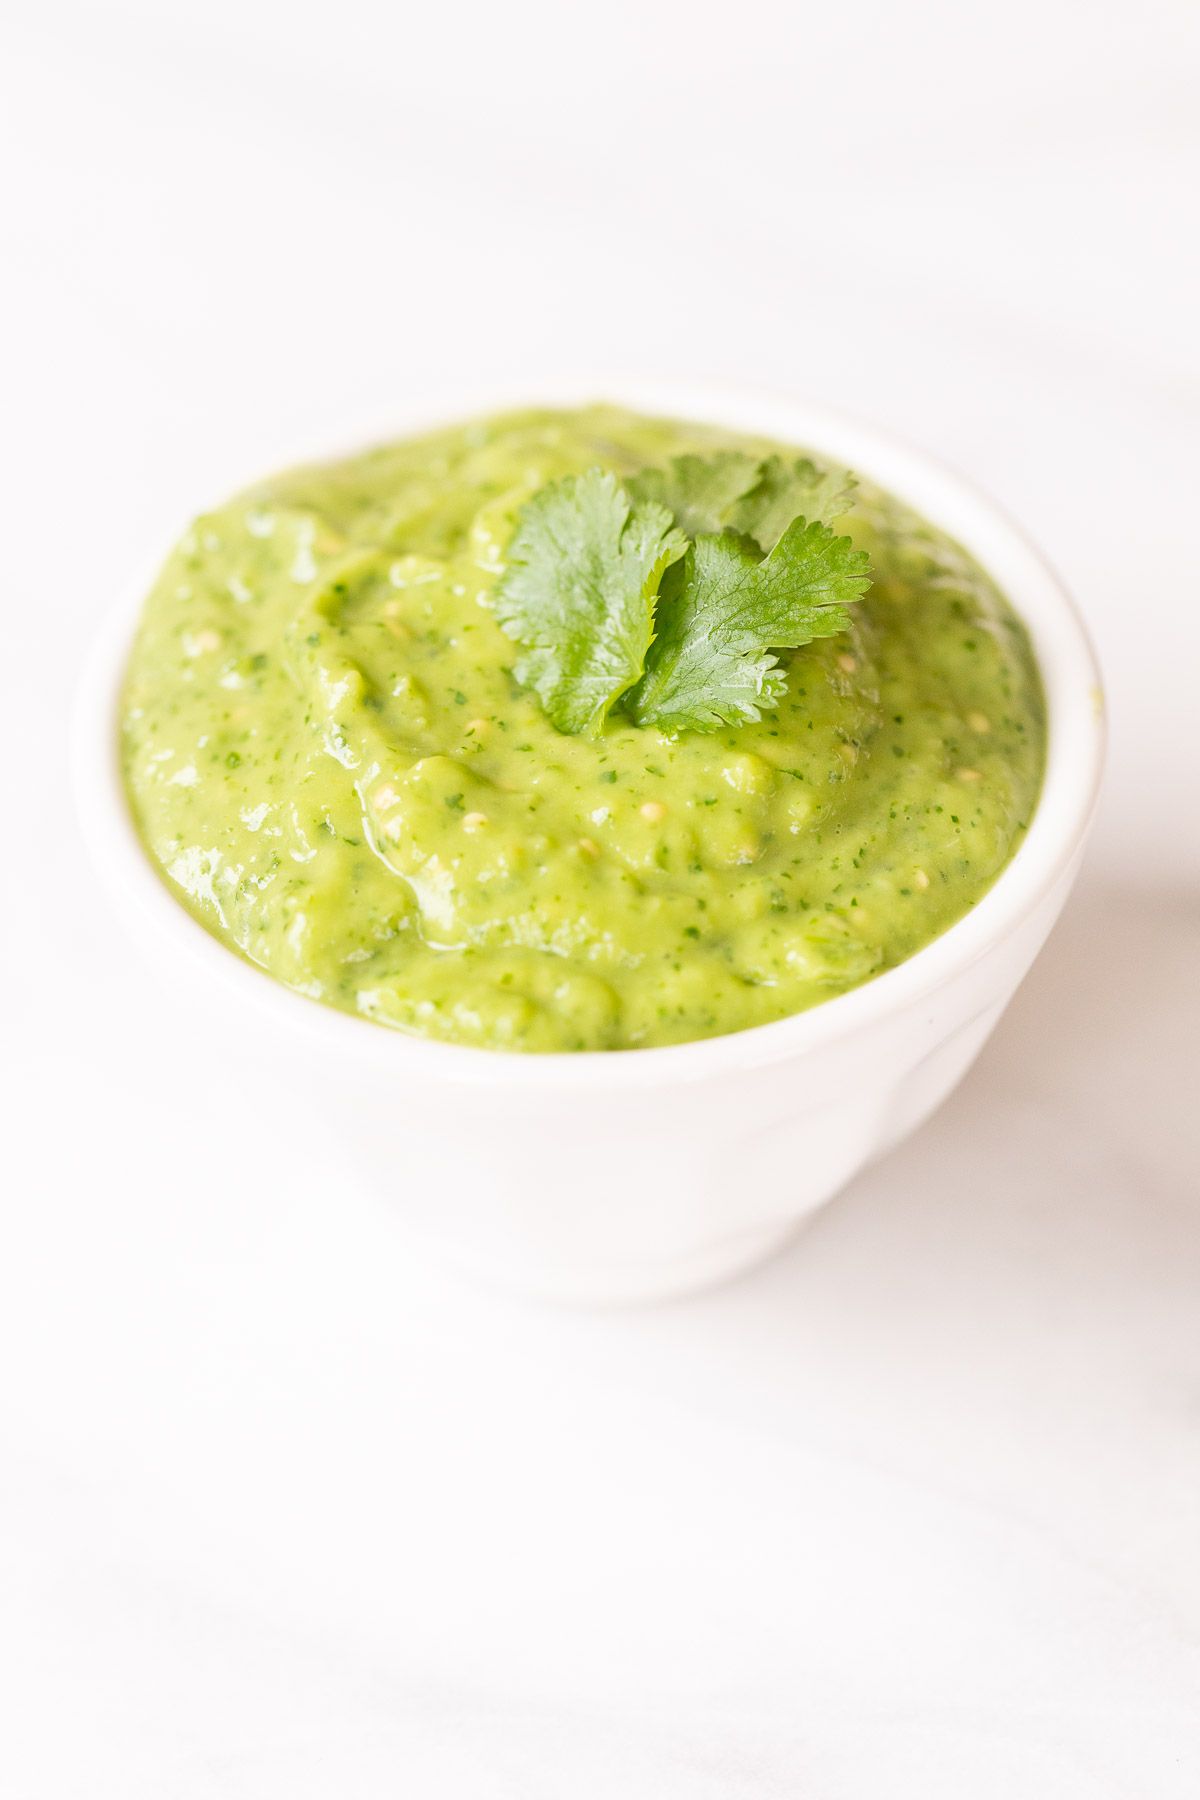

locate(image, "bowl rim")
(74, 377), (1106, 1091)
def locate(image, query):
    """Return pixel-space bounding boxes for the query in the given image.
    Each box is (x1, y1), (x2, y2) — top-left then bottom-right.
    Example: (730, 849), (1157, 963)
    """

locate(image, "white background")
(2, 2), (1199, 1794)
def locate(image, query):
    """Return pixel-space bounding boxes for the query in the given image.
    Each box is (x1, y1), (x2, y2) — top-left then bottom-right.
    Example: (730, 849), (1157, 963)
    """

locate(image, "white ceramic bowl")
(75, 383), (1105, 1302)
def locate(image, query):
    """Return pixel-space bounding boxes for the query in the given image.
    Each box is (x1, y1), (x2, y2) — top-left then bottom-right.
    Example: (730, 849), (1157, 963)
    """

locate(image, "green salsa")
(120, 406), (1046, 1051)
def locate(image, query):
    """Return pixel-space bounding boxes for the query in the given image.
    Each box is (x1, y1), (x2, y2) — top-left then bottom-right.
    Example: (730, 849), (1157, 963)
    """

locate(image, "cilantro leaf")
(629, 448), (856, 552)
(730, 455), (858, 548)
(494, 469), (686, 736)
(628, 451), (762, 538)
(625, 518), (872, 734)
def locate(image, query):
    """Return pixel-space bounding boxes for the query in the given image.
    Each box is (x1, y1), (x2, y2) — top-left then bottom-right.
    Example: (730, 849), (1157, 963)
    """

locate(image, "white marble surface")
(2, 3), (1198, 1794)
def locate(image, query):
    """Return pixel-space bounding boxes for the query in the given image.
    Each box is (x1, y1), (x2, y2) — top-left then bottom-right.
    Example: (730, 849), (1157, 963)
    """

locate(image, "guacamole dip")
(120, 406), (1046, 1051)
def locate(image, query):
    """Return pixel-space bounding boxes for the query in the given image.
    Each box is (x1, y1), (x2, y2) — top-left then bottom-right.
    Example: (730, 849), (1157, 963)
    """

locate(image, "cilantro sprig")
(494, 450), (870, 738)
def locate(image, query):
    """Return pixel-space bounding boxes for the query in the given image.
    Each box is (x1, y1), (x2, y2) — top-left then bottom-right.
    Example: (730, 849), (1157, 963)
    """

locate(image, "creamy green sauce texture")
(121, 406), (1046, 1051)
